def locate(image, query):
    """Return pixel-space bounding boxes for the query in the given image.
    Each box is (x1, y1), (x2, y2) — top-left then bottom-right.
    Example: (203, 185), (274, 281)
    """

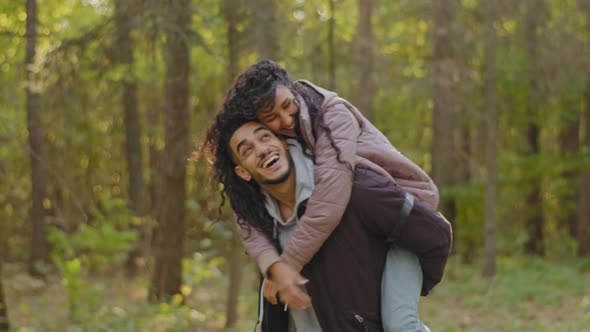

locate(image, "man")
(204, 114), (452, 331)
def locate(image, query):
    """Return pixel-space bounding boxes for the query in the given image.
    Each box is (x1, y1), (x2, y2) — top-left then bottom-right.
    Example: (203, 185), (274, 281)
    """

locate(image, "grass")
(419, 255), (590, 332)
(3, 254), (590, 331)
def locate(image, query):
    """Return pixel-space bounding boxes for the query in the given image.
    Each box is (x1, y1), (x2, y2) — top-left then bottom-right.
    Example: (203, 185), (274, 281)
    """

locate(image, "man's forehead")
(231, 121), (265, 139)
(229, 122), (269, 150)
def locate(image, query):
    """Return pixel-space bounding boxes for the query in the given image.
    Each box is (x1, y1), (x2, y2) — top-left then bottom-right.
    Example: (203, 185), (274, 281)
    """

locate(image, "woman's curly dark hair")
(204, 59), (347, 239)
(223, 59), (345, 163)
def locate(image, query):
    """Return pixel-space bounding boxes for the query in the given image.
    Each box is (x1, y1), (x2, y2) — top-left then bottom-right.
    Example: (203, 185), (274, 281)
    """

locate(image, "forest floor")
(3, 255), (590, 331)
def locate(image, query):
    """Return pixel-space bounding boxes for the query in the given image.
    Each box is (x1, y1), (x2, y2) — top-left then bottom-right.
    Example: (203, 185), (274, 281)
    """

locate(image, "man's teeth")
(263, 155), (279, 168)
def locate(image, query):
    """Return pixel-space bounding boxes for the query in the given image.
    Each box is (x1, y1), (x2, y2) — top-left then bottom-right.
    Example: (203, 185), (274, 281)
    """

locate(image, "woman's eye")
(283, 99), (291, 109)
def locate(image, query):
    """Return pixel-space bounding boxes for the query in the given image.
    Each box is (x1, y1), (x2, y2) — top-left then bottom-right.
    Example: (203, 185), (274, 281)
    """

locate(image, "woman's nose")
(280, 111), (294, 127)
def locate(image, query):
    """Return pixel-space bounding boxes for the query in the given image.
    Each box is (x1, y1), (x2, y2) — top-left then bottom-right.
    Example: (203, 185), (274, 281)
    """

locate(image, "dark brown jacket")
(259, 168), (452, 332)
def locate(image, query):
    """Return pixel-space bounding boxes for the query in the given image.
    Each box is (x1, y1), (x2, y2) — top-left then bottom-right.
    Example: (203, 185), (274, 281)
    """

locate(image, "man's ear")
(235, 165), (252, 182)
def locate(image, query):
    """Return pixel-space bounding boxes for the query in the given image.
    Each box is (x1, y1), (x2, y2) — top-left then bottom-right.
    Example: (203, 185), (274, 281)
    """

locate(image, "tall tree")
(578, 0), (590, 256)
(0, 221), (9, 331)
(482, 0), (498, 277)
(115, 0), (145, 277)
(431, 0), (457, 225)
(255, 0), (279, 60)
(579, 79), (590, 256)
(150, 0), (191, 301)
(223, 0), (243, 327)
(25, 0), (47, 277)
(523, 0), (545, 255)
(356, 0), (374, 120)
(327, 0), (336, 90)
(559, 103), (580, 238)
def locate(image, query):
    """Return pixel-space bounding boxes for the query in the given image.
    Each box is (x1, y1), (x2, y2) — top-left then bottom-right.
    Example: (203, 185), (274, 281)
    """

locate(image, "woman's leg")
(381, 247), (430, 332)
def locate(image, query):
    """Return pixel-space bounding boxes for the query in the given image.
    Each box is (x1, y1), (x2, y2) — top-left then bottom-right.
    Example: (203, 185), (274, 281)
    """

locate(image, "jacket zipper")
(354, 313), (369, 332)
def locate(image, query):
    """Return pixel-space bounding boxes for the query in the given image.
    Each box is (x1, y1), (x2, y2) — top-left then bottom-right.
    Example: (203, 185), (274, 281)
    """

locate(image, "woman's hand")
(267, 261), (311, 310)
(263, 279), (279, 304)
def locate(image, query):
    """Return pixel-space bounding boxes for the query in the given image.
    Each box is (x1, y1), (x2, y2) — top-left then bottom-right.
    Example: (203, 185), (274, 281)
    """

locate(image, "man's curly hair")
(203, 110), (276, 240)
(204, 59), (347, 239)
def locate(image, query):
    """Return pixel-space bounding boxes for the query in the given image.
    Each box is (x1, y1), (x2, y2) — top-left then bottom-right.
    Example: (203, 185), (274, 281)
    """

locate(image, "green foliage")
(450, 180), (486, 260)
(48, 194), (137, 273)
(2, 0), (590, 329)
(47, 196), (137, 323)
(49, 222), (137, 271)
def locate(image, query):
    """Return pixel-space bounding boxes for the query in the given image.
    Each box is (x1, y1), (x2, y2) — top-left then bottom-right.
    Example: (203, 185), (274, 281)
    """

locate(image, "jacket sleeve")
(280, 103), (359, 270)
(385, 152), (440, 210)
(237, 220), (281, 275)
(349, 168), (452, 295)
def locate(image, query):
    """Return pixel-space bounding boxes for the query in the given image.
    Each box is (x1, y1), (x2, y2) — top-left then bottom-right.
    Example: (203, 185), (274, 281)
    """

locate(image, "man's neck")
(260, 169), (297, 212)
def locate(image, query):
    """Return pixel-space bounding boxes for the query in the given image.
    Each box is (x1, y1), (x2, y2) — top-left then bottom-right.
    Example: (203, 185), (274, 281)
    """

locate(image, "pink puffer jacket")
(239, 80), (439, 274)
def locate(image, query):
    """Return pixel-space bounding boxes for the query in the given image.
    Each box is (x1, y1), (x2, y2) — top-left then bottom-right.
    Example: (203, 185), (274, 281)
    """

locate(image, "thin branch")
(0, 30), (50, 38)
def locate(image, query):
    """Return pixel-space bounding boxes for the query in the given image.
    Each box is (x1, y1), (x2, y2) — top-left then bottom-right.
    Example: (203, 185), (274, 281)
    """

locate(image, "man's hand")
(267, 261), (311, 310)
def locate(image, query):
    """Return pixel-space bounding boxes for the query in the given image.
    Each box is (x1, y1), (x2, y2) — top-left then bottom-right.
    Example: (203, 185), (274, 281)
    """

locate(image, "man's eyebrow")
(253, 126), (268, 134)
(236, 138), (248, 154)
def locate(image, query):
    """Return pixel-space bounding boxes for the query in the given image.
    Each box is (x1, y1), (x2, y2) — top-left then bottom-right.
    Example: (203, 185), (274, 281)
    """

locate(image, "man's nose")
(256, 145), (270, 158)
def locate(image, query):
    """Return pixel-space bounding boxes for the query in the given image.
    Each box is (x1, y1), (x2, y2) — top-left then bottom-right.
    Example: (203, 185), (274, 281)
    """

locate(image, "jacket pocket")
(345, 311), (383, 332)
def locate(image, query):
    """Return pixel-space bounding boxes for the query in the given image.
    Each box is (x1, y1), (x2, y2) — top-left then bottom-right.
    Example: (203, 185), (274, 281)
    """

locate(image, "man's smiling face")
(230, 121), (293, 185)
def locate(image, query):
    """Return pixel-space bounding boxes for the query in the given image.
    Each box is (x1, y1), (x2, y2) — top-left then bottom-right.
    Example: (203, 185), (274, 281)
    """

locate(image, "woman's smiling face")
(257, 85), (299, 138)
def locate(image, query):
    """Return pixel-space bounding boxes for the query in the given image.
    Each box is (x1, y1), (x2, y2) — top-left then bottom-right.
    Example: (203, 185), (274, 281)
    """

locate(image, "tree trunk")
(576, 0), (590, 257)
(559, 106), (580, 238)
(150, 0), (191, 301)
(0, 224), (9, 331)
(328, 0), (336, 90)
(357, 0), (374, 121)
(0, 261), (8, 332)
(482, 0), (497, 277)
(255, 0), (279, 60)
(523, 0), (545, 256)
(147, 110), (161, 255)
(26, 0), (47, 277)
(225, 227), (243, 329)
(115, 0), (145, 277)
(225, 0), (239, 84)
(223, 0), (243, 327)
(578, 86), (590, 256)
(431, 0), (457, 226)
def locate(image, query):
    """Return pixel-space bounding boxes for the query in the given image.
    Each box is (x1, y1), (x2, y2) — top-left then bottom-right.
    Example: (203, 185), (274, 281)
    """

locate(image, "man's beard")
(260, 156), (293, 185)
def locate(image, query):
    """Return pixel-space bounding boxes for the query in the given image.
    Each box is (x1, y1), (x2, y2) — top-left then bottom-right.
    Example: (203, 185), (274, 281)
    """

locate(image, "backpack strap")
(387, 192), (415, 245)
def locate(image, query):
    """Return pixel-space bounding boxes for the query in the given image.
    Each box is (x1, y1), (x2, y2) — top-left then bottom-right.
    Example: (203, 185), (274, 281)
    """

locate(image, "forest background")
(1, 0), (590, 331)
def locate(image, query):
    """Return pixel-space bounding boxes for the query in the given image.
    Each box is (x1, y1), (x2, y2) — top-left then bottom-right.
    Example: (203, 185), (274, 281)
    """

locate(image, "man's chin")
(260, 169), (291, 185)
